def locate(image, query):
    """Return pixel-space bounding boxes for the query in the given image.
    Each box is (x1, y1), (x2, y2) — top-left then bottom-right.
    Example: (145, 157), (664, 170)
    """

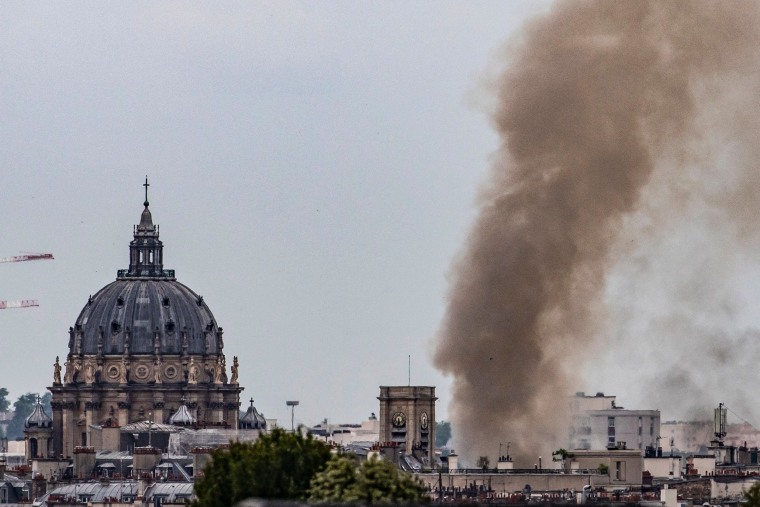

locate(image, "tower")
(378, 386), (436, 466)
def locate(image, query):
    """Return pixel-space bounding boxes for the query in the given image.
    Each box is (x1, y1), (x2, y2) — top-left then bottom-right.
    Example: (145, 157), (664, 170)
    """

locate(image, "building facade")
(569, 393), (660, 451)
(378, 386), (436, 465)
(48, 190), (243, 458)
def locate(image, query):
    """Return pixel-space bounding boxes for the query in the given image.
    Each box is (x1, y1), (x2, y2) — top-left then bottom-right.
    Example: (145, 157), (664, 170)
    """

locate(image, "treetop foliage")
(309, 455), (428, 505)
(193, 428), (331, 507)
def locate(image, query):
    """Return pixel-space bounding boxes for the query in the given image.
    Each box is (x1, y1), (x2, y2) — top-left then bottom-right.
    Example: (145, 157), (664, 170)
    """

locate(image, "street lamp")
(286, 401), (299, 432)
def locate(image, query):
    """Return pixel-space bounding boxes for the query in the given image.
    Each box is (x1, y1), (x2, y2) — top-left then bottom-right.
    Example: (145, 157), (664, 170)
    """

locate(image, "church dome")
(68, 186), (224, 358)
(25, 397), (52, 428)
(73, 279), (221, 356)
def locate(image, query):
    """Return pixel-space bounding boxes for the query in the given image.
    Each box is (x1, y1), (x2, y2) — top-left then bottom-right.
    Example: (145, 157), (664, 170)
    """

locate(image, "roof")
(24, 398), (52, 428)
(169, 404), (196, 425)
(239, 400), (266, 429)
(120, 421), (187, 433)
(41, 481), (194, 505)
(69, 201), (224, 358)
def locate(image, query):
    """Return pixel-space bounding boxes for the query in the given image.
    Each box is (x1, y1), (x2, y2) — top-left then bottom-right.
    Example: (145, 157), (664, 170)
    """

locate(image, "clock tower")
(378, 386), (436, 466)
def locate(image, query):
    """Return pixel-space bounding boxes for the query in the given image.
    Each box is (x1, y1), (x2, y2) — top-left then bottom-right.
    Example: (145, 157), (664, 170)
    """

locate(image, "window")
(608, 417), (615, 427)
(615, 461), (626, 481)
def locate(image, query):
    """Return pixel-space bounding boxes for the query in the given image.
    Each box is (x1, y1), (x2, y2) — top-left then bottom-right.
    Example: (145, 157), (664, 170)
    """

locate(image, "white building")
(569, 393), (660, 451)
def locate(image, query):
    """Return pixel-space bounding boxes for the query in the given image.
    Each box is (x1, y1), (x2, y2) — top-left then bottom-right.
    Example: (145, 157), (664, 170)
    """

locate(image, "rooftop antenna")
(408, 355), (411, 386)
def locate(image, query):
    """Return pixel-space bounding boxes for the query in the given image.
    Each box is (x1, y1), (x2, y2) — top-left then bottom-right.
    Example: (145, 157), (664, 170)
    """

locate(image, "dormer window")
(111, 320), (120, 333)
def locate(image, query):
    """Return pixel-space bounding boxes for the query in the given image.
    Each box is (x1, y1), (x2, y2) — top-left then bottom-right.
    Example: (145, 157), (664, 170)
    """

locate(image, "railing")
(117, 269), (175, 278)
(449, 467), (603, 475)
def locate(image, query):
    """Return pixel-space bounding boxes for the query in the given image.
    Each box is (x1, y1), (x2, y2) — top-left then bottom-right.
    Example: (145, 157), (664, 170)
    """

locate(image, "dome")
(73, 279), (221, 356)
(68, 188), (224, 358)
(169, 404), (196, 426)
(239, 398), (266, 429)
(49, 179), (244, 460)
(25, 397), (52, 428)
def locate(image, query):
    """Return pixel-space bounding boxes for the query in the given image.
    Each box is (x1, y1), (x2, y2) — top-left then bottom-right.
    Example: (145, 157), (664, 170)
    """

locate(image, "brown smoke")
(434, 0), (760, 464)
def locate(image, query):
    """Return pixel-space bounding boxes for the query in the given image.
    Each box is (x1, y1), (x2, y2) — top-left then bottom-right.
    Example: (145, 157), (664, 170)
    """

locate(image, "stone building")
(48, 187), (243, 458)
(378, 386), (436, 465)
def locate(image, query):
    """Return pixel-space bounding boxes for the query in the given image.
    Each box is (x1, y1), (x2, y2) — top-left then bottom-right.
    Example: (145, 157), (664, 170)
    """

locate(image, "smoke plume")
(434, 0), (760, 464)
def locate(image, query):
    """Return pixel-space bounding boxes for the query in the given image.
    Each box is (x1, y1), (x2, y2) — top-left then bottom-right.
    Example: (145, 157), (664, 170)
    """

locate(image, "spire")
(118, 179), (175, 279)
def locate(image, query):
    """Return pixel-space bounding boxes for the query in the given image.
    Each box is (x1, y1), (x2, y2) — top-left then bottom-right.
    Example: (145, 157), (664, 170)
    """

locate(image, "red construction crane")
(0, 300), (39, 310)
(0, 253), (54, 264)
(1, 252), (53, 310)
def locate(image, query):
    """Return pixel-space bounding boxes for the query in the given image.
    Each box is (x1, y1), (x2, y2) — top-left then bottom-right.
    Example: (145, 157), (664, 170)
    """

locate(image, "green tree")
(309, 455), (428, 504)
(0, 388), (9, 412)
(435, 421), (451, 447)
(477, 456), (490, 470)
(41, 392), (52, 415)
(6, 393), (41, 440)
(193, 428), (331, 507)
(308, 454), (360, 503)
(744, 482), (760, 507)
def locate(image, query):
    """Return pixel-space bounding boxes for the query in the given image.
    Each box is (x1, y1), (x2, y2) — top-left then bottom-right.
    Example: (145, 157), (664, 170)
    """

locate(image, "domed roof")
(70, 185), (223, 357)
(74, 279), (220, 356)
(25, 397), (52, 428)
(169, 403), (196, 426)
(239, 398), (266, 429)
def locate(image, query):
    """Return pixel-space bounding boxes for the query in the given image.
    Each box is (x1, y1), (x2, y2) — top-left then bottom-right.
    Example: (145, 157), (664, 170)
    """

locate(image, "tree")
(477, 456), (490, 470)
(309, 455), (428, 504)
(0, 388), (9, 413)
(193, 428), (331, 507)
(6, 393), (41, 440)
(308, 454), (360, 503)
(435, 421), (451, 447)
(745, 482), (760, 507)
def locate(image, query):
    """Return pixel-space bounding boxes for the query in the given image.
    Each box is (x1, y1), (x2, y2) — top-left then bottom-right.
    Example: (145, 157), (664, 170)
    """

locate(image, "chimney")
(73, 446), (96, 479)
(448, 451), (458, 474)
(191, 447), (215, 478)
(133, 446), (161, 476)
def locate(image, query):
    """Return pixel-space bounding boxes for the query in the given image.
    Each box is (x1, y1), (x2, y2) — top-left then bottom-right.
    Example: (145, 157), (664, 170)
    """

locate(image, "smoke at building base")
(433, 0), (760, 465)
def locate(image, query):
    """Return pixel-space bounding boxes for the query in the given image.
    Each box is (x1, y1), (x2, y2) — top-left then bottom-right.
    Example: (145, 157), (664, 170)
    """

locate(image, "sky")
(0, 1), (552, 427)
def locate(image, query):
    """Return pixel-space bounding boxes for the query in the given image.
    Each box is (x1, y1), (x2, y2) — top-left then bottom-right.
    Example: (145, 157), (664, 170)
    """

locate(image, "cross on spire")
(143, 176), (150, 207)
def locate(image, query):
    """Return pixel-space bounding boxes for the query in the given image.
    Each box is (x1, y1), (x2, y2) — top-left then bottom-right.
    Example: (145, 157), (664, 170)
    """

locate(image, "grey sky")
(0, 2), (551, 426)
